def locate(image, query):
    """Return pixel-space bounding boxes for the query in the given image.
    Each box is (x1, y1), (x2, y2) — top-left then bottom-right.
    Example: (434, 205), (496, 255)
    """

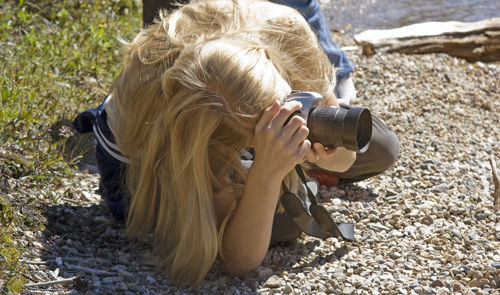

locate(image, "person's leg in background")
(270, 0), (356, 105)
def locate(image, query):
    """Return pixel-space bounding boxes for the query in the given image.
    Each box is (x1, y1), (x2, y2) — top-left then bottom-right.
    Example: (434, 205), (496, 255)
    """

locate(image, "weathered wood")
(354, 18), (500, 62)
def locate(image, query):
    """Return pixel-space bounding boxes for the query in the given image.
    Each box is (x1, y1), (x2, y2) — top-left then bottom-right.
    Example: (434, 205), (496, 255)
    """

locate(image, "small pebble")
(264, 275), (282, 288)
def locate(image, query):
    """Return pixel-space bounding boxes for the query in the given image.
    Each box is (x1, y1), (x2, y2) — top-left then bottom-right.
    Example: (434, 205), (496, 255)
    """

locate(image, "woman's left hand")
(305, 142), (356, 173)
(304, 142), (336, 163)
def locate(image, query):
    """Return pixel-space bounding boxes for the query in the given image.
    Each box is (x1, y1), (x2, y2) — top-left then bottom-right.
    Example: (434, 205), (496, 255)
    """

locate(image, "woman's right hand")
(252, 100), (311, 181)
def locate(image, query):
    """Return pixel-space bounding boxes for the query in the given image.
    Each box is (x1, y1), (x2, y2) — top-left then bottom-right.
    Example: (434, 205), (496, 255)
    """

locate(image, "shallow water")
(321, 0), (500, 34)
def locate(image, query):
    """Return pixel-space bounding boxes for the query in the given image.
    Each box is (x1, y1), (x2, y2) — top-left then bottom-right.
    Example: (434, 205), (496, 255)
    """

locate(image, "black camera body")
(286, 91), (372, 153)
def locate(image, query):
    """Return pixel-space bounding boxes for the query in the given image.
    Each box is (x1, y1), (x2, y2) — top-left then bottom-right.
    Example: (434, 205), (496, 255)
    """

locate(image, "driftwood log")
(354, 17), (500, 62)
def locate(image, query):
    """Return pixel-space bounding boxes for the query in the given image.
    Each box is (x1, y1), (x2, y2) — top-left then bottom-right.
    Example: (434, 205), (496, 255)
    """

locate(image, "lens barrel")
(307, 107), (372, 153)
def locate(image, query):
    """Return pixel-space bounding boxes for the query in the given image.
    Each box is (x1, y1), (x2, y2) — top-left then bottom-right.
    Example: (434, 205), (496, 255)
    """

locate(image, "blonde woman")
(73, 0), (399, 286)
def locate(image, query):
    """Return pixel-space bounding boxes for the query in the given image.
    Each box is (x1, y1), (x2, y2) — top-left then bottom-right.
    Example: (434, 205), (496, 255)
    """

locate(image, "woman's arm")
(220, 164), (282, 275)
(220, 100), (310, 275)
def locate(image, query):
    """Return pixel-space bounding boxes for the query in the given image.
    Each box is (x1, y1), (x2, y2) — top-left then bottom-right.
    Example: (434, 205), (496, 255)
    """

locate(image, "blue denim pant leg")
(270, 0), (354, 82)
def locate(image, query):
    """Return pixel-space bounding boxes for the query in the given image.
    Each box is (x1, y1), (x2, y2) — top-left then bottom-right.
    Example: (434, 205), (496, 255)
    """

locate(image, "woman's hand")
(306, 142), (356, 173)
(253, 100), (311, 180)
(305, 142), (336, 163)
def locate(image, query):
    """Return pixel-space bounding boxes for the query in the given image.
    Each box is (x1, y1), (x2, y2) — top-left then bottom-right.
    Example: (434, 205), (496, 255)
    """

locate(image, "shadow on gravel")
(35, 153), (371, 294)
(40, 202), (161, 294)
(38, 200), (343, 293)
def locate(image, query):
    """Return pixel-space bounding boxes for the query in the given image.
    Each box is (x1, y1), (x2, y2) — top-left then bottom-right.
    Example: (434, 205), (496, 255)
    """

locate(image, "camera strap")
(279, 165), (354, 241)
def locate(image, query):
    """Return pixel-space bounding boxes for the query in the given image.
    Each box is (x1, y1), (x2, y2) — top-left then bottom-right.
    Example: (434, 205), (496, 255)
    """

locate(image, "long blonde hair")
(109, 0), (335, 286)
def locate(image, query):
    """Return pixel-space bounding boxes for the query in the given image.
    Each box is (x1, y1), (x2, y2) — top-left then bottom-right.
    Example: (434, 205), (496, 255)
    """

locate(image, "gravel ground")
(8, 33), (500, 294)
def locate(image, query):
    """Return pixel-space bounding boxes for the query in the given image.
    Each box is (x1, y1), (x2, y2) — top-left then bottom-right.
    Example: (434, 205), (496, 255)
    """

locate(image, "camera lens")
(307, 107), (372, 152)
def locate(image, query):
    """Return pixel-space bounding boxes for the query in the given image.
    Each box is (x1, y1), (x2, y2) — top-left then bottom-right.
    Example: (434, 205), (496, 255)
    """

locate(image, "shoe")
(335, 75), (357, 105)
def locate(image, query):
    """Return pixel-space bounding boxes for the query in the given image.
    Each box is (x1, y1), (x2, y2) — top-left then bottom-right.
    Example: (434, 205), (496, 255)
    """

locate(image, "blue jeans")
(270, 0), (354, 82)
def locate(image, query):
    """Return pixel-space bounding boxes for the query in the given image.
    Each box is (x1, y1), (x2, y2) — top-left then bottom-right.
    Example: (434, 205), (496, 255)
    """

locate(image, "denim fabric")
(270, 0), (354, 82)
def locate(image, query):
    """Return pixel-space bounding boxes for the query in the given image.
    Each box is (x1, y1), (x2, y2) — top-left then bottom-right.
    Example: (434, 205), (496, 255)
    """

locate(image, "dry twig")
(23, 277), (76, 288)
(489, 156), (500, 210)
(65, 263), (114, 276)
(20, 259), (48, 265)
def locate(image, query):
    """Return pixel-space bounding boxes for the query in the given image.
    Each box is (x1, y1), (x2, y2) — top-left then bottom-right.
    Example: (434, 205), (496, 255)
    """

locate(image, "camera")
(286, 91), (372, 153)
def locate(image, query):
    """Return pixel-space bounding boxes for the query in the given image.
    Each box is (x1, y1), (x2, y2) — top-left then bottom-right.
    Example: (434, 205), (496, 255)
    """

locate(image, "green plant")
(0, 0), (142, 292)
